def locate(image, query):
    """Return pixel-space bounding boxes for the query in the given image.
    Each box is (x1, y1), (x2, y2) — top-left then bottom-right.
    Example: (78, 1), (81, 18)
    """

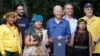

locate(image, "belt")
(74, 45), (88, 49)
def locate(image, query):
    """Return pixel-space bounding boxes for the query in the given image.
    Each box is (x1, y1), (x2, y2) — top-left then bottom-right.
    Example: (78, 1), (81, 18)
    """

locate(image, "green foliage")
(0, 0), (100, 26)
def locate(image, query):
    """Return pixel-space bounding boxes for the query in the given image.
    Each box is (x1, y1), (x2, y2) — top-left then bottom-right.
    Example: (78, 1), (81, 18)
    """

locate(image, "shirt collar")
(5, 24), (17, 30)
(63, 16), (75, 21)
(84, 15), (96, 22)
(52, 17), (63, 24)
(6, 24), (15, 27)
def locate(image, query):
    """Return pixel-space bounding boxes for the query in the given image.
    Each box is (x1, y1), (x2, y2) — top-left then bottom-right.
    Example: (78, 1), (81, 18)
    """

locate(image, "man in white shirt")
(63, 3), (77, 56)
(63, 3), (77, 34)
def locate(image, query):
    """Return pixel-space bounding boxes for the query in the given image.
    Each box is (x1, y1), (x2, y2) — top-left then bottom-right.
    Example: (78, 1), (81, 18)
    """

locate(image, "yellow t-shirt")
(0, 24), (21, 55)
(80, 16), (100, 53)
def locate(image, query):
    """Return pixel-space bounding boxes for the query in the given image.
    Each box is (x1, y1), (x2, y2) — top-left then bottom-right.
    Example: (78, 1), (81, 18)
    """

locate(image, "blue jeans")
(5, 51), (18, 56)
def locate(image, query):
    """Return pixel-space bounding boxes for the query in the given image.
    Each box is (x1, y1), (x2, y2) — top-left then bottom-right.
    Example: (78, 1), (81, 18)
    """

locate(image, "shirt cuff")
(18, 50), (22, 54)
(1, 51), (5, 55)
(64, 35), (70, 40)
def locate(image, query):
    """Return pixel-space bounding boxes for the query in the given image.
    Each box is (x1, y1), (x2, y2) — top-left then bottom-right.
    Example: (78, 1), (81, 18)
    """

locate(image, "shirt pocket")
(49, 26), (56, 33)
(4, 30), (12, 39)
(59, 25), (65, 34)
(88, 23), (98, 30)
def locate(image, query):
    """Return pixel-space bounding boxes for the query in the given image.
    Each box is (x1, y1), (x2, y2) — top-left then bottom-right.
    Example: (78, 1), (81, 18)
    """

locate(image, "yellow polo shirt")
(80, 16), (100, 53)
(0, 24), (21, 55)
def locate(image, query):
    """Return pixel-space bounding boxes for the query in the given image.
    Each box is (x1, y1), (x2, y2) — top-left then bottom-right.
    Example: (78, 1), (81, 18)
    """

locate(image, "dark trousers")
(67, 46), (73, 56)
(0, 53), (1, 56)
(5, 51), (18, 56)
(93, 54), (100, 56)
(49, 46), (53, 56)
(72, 48), (89, 56)
(49, 46), (67, 56)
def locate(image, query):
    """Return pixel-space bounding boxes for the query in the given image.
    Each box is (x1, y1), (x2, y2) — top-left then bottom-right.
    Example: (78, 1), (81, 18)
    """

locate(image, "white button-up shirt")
(63, 16), (77, 34)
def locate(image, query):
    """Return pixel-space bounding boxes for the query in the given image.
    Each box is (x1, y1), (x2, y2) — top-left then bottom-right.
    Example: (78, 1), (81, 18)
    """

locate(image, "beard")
(18, 12), (25, 17)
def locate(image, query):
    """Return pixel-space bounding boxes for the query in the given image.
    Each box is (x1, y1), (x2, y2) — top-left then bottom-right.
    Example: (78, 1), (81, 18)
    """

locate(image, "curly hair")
(3, 12), (17, 19)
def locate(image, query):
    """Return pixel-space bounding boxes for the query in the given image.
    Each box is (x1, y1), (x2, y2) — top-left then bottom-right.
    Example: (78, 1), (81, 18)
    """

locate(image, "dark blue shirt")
(46, 17), (71, 39)
(16, 17), (29, 40)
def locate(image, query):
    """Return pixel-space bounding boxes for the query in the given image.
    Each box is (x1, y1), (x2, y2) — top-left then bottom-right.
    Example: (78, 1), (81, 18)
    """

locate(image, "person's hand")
(92, 42), (95, 51)
(2, 54), (6, 56)
(49, 38), (54, 43)
(66, 39), (68, 43)
(92, 46), (95, 51)
(35, 41), (39, 45)
(47, 47), (51, 53)
(57, 36), (63, 40)
(19, 53), (22, 56)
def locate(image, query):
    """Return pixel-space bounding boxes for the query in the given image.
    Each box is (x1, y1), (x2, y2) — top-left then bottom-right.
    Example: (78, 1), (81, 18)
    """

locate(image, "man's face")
(84, 7), (93, 16)
(53, 6), (63, 19)
(64, 5), (73, 16)
(16, 6), (24, 16)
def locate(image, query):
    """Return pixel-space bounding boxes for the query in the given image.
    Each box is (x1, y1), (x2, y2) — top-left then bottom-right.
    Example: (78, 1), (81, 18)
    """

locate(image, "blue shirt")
(46, 17), (71, 39)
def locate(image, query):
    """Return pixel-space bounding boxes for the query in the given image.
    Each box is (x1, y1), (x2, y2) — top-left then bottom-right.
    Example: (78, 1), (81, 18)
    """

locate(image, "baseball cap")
(84, 2), (93, 8)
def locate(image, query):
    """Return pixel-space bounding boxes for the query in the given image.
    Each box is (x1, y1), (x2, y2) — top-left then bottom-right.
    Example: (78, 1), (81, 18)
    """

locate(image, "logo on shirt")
(18, 24), (26, 27)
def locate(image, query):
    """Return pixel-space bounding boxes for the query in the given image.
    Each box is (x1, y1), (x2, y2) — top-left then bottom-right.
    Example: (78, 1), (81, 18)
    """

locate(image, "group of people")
(0, 2), (100, 56)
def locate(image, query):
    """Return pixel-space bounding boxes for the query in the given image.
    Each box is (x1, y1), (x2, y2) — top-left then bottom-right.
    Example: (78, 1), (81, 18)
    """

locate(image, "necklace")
(5, 25), (17, 38)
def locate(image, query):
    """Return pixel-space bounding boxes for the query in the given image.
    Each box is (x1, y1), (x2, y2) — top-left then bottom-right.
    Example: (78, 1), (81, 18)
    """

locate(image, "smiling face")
(64, 4), (74, 16)
(6, 16), (16, 25)
(78, 21), (86, 30)
(3, 12), (17, 25)
(53, 5), (63, 19)
(84, 7), (93, 16)
(16, 5), (24, 16)
(34, 21), (42, 29)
